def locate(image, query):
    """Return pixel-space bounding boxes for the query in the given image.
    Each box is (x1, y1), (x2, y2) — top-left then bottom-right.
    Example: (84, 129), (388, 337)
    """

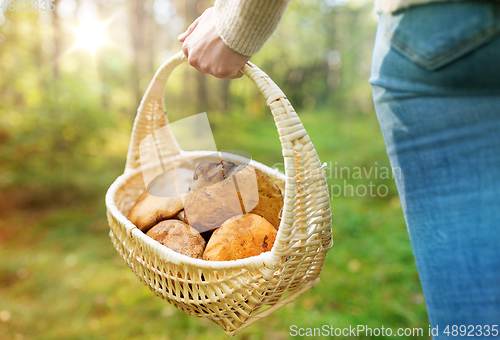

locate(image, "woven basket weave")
(105, 51), (333, 337)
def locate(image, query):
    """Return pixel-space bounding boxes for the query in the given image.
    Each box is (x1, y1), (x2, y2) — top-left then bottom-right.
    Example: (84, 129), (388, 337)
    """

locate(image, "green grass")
(0, 108), (429, 339)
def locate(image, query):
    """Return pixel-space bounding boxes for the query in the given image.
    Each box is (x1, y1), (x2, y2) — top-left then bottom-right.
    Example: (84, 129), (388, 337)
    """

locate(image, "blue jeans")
(370, 2), (500, 338)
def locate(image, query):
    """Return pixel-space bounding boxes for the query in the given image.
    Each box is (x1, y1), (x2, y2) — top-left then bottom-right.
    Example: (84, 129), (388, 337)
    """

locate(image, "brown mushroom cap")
(203, 213), (277, 261)
(188, 160), (243, 192)
(146, 220), (206, 259)
(247, 167), (283, 230)
(184, 164), (283, 233)
(128, 191), (183, 232)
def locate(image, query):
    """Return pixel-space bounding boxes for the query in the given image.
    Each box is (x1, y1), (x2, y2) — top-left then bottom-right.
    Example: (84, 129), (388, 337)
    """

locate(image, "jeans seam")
(384, 11), (500, 70)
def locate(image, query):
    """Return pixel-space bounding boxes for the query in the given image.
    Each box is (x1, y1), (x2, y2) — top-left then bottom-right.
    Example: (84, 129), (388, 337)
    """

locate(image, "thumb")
(178, 15), (202, 42)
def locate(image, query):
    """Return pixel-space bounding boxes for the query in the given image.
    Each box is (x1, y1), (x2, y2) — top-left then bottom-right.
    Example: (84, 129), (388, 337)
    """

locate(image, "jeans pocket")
(384, 2), (500, 71)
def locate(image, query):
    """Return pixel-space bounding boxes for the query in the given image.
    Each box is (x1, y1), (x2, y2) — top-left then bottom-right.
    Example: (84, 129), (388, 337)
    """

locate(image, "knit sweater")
(214, 0), (470, 56)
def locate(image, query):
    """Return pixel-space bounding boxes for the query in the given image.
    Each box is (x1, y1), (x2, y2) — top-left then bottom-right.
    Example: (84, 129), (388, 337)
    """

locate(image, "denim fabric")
(370, 2), (500, 338)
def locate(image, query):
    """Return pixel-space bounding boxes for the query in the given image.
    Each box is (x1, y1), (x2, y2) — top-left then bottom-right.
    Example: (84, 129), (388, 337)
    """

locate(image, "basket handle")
(125, 51), (332, 262)
(124, 51), (291, 172)
(125, 51), (186, 172)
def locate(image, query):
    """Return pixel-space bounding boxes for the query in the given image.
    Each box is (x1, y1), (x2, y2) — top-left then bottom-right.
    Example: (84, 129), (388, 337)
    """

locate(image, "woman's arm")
(179, 0), (290, 79)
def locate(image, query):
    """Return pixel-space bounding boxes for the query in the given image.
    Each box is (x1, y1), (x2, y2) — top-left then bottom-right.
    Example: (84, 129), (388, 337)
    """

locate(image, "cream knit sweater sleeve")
(214, 0), (291, 56)
(214, 0), (481, 56)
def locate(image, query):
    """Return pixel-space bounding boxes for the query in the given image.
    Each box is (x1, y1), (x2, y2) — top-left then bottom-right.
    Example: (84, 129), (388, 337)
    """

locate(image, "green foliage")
(249, 0), (378, 113)
(1, 77), (118, 188)
(0, 10), (131, 195)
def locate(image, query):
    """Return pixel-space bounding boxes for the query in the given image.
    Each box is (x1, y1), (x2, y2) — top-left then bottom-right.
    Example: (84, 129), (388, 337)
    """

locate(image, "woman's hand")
(178, 8), (251, 79)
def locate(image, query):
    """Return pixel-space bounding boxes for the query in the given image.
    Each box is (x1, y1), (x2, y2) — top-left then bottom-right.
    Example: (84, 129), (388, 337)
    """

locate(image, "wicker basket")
(105, 51), (333, 337)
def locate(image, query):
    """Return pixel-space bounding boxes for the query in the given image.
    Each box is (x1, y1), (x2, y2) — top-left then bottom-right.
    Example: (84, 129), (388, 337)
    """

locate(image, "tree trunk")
(185, 0), (210, 113)
(220, 78), (230, 112)
(52, 0), (61, 79)
(129, 0), (145, 109)
(96, 0), (109, 108)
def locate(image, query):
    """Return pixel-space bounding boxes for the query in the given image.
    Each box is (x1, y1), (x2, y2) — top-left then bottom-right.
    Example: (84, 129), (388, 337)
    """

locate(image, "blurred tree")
(129, 0), (145, 106)
(52, 0), (61, 79)
(180, 0), (211, 113)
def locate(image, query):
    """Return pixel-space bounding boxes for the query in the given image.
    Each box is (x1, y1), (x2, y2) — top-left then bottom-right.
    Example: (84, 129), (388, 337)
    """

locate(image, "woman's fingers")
(178, 15), (203, 43)
(181, 7), (251, 79)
